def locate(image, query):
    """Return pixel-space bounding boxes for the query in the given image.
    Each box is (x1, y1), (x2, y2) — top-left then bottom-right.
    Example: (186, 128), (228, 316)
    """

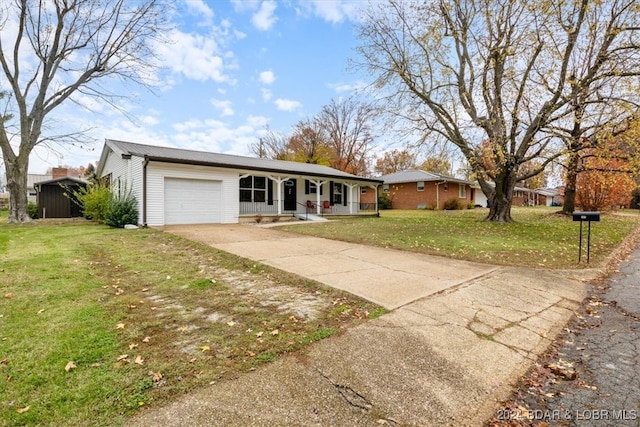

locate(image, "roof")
(379, 170), (471, 185)
(100, 139), (382, 184)
(34, 176), (89, 189)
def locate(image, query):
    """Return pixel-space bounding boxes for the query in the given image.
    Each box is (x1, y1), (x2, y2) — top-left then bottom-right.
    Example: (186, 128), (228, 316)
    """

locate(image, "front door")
(283, 179), (297, 211)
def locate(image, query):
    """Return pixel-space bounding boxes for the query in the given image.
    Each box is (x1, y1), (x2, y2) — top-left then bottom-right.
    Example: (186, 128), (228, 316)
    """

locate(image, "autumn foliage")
(575, 155), (635, 211)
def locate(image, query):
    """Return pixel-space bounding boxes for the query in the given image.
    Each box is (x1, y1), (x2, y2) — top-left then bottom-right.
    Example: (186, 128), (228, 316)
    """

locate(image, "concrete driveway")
(130, 223), (593, 426)
(161, 223), (498, 310)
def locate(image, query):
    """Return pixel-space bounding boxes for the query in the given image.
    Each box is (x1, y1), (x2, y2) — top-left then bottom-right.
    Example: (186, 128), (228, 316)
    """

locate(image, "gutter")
(137, 155), (384, 185)
(435, 181), (447, 209)
(142, 156), (149, 227)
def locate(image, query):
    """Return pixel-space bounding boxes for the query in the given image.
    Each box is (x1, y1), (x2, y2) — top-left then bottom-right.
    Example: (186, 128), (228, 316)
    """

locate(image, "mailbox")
(572, 211), (600, 222)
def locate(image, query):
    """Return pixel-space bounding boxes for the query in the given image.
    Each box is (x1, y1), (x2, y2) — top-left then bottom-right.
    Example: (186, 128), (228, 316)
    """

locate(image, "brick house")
(361, 170), (474, 210)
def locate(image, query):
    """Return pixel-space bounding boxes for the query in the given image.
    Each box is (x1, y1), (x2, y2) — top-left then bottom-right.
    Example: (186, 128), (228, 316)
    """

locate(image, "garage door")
(164, 178), (222, 225)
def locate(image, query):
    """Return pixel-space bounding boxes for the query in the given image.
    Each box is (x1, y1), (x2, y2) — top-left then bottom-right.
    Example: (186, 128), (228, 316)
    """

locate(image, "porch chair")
(322, 200), (332, 214)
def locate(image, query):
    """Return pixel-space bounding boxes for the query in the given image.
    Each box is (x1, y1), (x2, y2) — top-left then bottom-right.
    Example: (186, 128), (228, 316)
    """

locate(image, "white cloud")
(274, 98), (302, 112)
(210, 98), (235, 117)
(297, 1), (364, 24)
(156, 29), (229, 83)
(184, 0), (215, 21)
(327, 80), (367, 93)
(231, 0), (260, 13)
(259, 70), (276, 85)
(252, 1), (278, 31)
(169, 117), (269, 156)
(261, 88), (272, 101)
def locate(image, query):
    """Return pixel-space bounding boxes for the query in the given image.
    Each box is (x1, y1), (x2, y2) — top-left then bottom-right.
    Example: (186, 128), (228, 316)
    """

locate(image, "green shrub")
(467, 202), (476, 209)
(27, 201), (39, 219)
(105, 189), (138, 228)
(73, 181), (112, 222)
(443, 198), (466, 210)
(378, 192), (392, 209)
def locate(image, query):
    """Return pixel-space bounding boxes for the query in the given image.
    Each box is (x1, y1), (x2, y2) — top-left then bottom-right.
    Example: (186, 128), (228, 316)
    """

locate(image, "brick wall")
(52, 167), (69, 179)
(385, 181), (472, 210)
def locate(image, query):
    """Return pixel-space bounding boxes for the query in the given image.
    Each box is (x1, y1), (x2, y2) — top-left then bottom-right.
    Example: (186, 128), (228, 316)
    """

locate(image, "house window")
(417, 181), (425, 191)
(383, 184), (389, 193)
(443, 183), (448, 191)
(309, 182), (317, 194)
(361, 187), (367, 194)
(459, 184), (466, 198)
(333, 182), (343, 204)
(239, 175), (266, 202)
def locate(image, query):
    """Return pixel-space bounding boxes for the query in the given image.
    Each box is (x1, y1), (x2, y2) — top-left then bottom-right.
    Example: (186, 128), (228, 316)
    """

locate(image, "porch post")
(268, 175), (291, 215)
(346, 183), (358, 214)
(308, 179), (327, 215)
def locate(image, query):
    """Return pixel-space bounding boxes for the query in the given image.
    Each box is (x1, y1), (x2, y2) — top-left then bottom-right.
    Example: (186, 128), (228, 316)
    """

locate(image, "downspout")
(142, 156), (149, 227)
(435, 181), (446, 209)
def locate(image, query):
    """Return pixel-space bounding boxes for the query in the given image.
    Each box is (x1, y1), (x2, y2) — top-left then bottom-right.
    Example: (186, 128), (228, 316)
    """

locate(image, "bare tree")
(250, 129), (291, 160)
(0, 0), (169, 223)
(356, 0), (640, 221)
(318, 96), (378, 175)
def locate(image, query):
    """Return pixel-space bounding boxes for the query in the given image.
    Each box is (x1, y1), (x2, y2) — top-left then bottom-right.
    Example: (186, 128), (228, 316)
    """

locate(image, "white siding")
(146, 162), (238, 226)
(100, 152), (145, 224)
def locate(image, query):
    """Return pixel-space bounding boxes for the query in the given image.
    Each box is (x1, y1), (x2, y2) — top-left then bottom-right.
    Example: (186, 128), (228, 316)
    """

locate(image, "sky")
(20, 0), (377, 175)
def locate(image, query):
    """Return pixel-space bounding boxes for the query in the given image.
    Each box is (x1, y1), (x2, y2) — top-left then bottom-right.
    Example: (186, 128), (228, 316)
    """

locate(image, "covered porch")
(237, 173), (379, 219)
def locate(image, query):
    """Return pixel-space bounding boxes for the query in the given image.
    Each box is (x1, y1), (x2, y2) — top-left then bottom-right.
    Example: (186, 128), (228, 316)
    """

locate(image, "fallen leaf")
(4, 293), (13, 299)
(141, 288), (149, 292)
(270, 329), (279, 336)
(151, 371), (163, 382)
(200, 345), (210, 352)
(142, 336), (151, 343)
(90, 363), (103, 367)
(129, 343), (138, 350)
(256, 331), (264, 338)
(117, 354), (129, 362)
(134, 355), (144, 365)
(65, 361), (77, 372)
(178, 325), (188, 332)
(37, 309), (45, 315)
(16, 406), (30, 414)
(116, 323), (125, 329)
(226, 321), (236, 327)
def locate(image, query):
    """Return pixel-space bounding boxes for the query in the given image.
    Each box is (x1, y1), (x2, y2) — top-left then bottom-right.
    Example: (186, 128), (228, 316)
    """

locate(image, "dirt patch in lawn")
(86, 229), (384, 416)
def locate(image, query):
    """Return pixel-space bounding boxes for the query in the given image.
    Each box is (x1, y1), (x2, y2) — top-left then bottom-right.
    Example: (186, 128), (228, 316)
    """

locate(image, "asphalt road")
(488, 244), (640, 427)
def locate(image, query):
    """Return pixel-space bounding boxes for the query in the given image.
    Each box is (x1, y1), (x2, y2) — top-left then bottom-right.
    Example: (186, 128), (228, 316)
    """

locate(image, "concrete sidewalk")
(128, 224), (592, 426)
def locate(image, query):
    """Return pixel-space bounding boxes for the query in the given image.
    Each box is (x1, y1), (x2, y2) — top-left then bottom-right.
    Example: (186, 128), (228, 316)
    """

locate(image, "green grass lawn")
(0, 219), (382, 426)
(280, 207), (640, 269)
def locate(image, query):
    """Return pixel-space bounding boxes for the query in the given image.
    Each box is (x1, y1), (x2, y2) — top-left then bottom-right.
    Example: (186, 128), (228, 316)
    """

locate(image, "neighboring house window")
(459, 184), (466, 198)
(29, 191), (36, 197)
(309, 182), (317, 194)
(333, 182), (343, 204)
(417, 181), (425, 191)
(239, 175), (266, 202)
(383, 184), (389, 193)
(361, 187), (367, 194)
(444, 183), (448, 191)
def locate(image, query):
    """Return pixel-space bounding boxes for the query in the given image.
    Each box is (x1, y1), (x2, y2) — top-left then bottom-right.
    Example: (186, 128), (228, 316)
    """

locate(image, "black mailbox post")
(572, 211), (600, 264)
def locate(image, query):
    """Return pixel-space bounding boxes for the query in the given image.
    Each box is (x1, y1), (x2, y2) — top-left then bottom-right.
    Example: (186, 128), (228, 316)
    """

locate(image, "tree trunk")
(485, 174), (515, 222)
(6, 155), (32, 223)
(562, 151), (580, 215)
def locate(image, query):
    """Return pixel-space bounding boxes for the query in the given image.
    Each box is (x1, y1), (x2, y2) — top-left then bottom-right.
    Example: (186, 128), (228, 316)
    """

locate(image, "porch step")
(294, 213), (329, 222)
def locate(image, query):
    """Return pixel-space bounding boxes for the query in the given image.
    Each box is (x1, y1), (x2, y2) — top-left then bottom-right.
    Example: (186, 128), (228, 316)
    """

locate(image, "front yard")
(280, 207), (640, 269)
(0, 219), (382, 426)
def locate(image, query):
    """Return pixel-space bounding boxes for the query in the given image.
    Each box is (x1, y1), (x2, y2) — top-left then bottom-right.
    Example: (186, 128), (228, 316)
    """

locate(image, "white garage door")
(164, 178), (222, 225)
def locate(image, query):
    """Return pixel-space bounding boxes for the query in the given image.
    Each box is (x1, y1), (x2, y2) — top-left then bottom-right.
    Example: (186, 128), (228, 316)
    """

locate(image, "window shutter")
(267, 179), (273, 205)
(343, 184), (347, 206)
(329, 181), (334, 205)
(305, 179), (310, 195)
(320, 182), (323, 195)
